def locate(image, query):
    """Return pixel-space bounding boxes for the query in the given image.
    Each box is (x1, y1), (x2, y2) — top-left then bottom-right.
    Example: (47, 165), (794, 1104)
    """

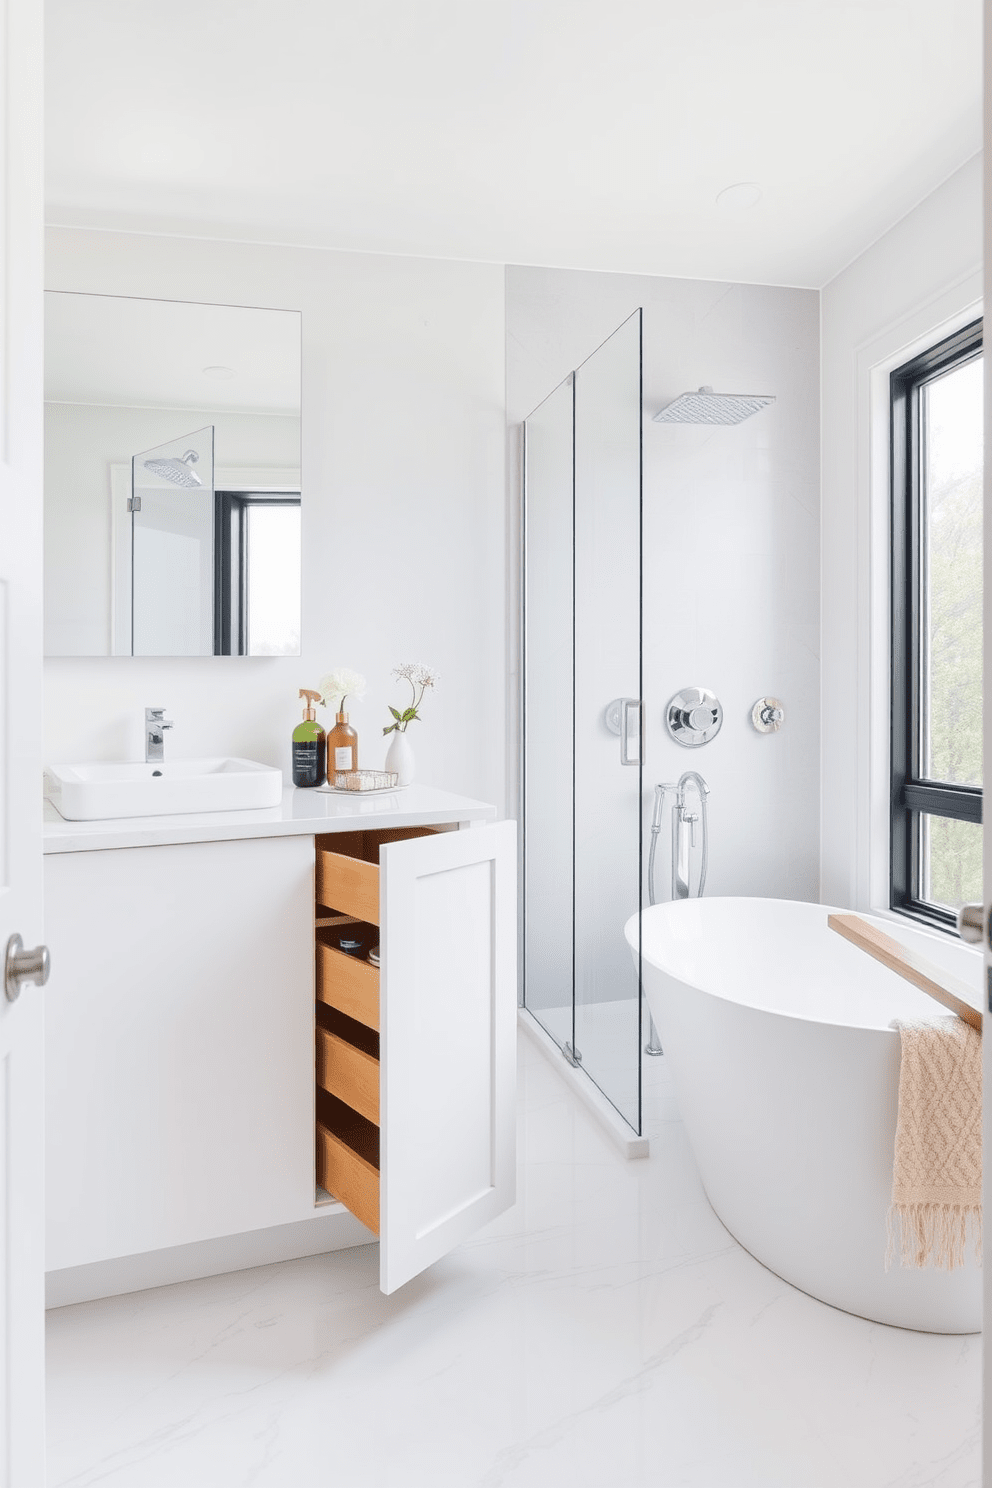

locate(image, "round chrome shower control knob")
(751, 696), (785, 734)
(666, 688), (723, 748)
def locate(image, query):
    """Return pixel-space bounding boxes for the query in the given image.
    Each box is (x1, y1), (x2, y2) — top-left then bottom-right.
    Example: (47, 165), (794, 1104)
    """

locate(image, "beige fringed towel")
(889, 1017), (982, 1270)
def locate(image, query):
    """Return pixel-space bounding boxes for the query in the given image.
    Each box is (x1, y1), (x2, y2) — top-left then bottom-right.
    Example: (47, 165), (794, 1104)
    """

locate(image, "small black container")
(334, 929), (366, 957)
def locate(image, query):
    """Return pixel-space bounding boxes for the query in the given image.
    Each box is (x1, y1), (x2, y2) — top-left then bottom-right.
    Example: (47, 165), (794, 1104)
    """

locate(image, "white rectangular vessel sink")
(45, 757), (283, 821)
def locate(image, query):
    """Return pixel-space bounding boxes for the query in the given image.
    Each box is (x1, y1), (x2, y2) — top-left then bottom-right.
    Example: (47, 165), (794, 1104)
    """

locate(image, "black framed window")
(214, 491), (301, 656)
(890, 319), (983, 930)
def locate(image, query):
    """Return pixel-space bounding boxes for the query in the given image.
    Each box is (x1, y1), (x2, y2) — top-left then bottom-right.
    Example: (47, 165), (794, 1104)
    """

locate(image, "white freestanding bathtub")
(626, 897), (983, 1333)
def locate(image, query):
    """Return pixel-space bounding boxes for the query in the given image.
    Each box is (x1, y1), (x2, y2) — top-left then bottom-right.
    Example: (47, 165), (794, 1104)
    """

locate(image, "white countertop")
(43, 783), (496, 854)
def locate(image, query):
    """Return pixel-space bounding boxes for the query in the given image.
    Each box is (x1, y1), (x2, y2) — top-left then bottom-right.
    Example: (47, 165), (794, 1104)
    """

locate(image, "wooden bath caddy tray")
(827, 913), (982, 1033)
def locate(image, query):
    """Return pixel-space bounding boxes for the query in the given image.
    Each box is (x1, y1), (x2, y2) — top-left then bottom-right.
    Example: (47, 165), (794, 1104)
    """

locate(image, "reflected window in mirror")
(215, 492), (301, 656)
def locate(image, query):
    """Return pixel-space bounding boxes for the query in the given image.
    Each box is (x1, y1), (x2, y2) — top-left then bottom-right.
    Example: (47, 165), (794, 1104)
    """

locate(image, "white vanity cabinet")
(43, 789), (516, 1302)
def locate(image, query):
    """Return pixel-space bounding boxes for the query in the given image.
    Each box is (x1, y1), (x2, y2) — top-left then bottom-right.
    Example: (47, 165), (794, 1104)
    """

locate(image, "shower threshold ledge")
(518, 1008), (649, 1160)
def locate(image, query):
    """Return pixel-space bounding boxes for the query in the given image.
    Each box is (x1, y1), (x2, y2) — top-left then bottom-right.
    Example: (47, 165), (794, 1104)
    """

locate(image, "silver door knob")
(956, 903), (987, 948)
(5, 933), (50, 1003)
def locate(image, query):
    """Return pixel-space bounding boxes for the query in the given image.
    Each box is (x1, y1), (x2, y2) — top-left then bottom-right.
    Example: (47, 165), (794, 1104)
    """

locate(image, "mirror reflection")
(44, 292), (302, 657)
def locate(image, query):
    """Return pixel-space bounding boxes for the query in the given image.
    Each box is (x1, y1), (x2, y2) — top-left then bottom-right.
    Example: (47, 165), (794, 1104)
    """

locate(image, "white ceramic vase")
(385, 728), (415, 786)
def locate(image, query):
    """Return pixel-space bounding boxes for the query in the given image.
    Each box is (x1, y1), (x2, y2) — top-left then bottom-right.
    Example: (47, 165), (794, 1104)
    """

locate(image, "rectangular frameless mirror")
(44, 291), (302, 657)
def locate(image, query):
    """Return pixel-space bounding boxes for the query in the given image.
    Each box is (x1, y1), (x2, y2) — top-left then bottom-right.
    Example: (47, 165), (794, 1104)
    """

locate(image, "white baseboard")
(518, 1007), (650, 1159)
(46, 1206), (376, 1309)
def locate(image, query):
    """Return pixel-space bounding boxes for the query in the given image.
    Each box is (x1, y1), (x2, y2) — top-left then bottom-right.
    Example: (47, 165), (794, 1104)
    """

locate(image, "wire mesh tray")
(322, 769), (402, 793)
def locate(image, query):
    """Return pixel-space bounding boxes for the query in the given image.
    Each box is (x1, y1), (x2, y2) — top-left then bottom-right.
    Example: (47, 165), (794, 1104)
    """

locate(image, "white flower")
(319, 668), (366, 708)
(393, 661), (441, 690)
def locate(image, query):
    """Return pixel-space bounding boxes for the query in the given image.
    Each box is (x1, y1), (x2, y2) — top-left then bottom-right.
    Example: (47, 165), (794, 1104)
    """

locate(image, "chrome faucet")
(672, 771), (710, 901)
(643, 772), (711, 1057)
(145, 707), (174, 763)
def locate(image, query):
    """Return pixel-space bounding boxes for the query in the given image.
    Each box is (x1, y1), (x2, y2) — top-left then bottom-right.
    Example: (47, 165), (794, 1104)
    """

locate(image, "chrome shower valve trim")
(751, 697), (785, 733)
(666, 688), (722, 747)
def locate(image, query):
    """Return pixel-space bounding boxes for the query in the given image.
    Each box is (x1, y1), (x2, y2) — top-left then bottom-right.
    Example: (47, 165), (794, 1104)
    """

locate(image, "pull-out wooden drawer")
(316, 847), (379, 926)
(317, 1104), (379, 1235)
(316, 933), (379, 1031)
(315, 827), (440, 925)
(317, 1024), (379, 1126)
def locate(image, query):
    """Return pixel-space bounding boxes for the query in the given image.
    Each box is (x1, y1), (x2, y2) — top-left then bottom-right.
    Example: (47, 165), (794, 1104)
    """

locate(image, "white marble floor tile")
(46, 1034), (980, 1488)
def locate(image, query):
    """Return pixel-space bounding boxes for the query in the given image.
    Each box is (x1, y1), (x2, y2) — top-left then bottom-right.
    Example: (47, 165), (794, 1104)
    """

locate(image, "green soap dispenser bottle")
(292, 689), (327, 788)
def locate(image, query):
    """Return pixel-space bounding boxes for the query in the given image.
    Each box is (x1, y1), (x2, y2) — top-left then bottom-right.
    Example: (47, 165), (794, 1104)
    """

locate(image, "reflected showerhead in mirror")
(143, 449), (203, 487)
(652, 386), (775, 425)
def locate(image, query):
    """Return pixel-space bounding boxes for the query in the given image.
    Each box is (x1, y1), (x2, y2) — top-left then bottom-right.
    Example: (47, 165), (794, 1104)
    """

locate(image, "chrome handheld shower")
(647, 782), (672, 909)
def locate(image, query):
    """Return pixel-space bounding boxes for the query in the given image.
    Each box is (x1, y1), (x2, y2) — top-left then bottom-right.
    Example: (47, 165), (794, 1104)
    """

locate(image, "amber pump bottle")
(292, 689), (326, 787)
(327, 709), (358, 776)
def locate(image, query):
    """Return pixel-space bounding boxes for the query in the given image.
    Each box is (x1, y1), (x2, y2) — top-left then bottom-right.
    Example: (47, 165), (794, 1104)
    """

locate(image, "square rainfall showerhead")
(653, 386), (776, 425)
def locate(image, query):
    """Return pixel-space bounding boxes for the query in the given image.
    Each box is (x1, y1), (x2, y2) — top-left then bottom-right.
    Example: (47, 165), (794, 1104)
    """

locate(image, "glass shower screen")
(523, 310), (644, 1134)
(522, 375), (575, 1056)
(573, 312), (643, 1129)
(131, 425), (215, 656)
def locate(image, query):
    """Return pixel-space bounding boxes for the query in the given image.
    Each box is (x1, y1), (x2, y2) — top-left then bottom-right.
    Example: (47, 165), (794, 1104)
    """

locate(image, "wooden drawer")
(316, 847), (379, 925)
(314, 829), (440, 923)
(316, 1025), (379, 1126)
(316, 936), (379, 1031)
(317, 1118), (379, 1235)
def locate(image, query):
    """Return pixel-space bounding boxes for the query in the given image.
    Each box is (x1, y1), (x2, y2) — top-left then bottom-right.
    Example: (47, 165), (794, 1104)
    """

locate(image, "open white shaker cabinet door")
(379, 820), (516, 1294)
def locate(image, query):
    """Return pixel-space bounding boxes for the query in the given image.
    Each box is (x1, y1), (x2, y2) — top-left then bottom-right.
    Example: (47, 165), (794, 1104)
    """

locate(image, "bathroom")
(0, 1), (987, 1484)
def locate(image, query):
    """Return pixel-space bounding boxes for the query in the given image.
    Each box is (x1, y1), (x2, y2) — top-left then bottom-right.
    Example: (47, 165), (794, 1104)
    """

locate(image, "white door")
(0, 0), (46, 1481)
(380, 821), (516, 1294)
(983, 19), (992, 1460)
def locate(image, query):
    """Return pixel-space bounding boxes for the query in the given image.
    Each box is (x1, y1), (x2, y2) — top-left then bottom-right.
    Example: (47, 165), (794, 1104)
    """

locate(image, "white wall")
(44, 229), (507, 808)
(820, 155), (983, 911)
(508, 265), (821, 924)
(45, 400), (300, 655)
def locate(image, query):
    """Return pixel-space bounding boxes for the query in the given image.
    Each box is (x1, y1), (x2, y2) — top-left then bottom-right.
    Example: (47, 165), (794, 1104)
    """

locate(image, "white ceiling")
(44, 292), (301, 412)
(45, 0), (983, 289)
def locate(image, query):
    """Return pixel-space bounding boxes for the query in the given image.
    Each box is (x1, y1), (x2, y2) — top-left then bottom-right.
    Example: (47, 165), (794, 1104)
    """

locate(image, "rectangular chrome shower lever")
(605, 697), (643, 766)
(620, 698), (641, 766)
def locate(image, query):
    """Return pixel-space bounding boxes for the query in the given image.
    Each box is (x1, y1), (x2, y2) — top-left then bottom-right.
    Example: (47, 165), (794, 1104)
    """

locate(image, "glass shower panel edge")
(522, 375), (575, 1055)
(573, 309), (643, 1134)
